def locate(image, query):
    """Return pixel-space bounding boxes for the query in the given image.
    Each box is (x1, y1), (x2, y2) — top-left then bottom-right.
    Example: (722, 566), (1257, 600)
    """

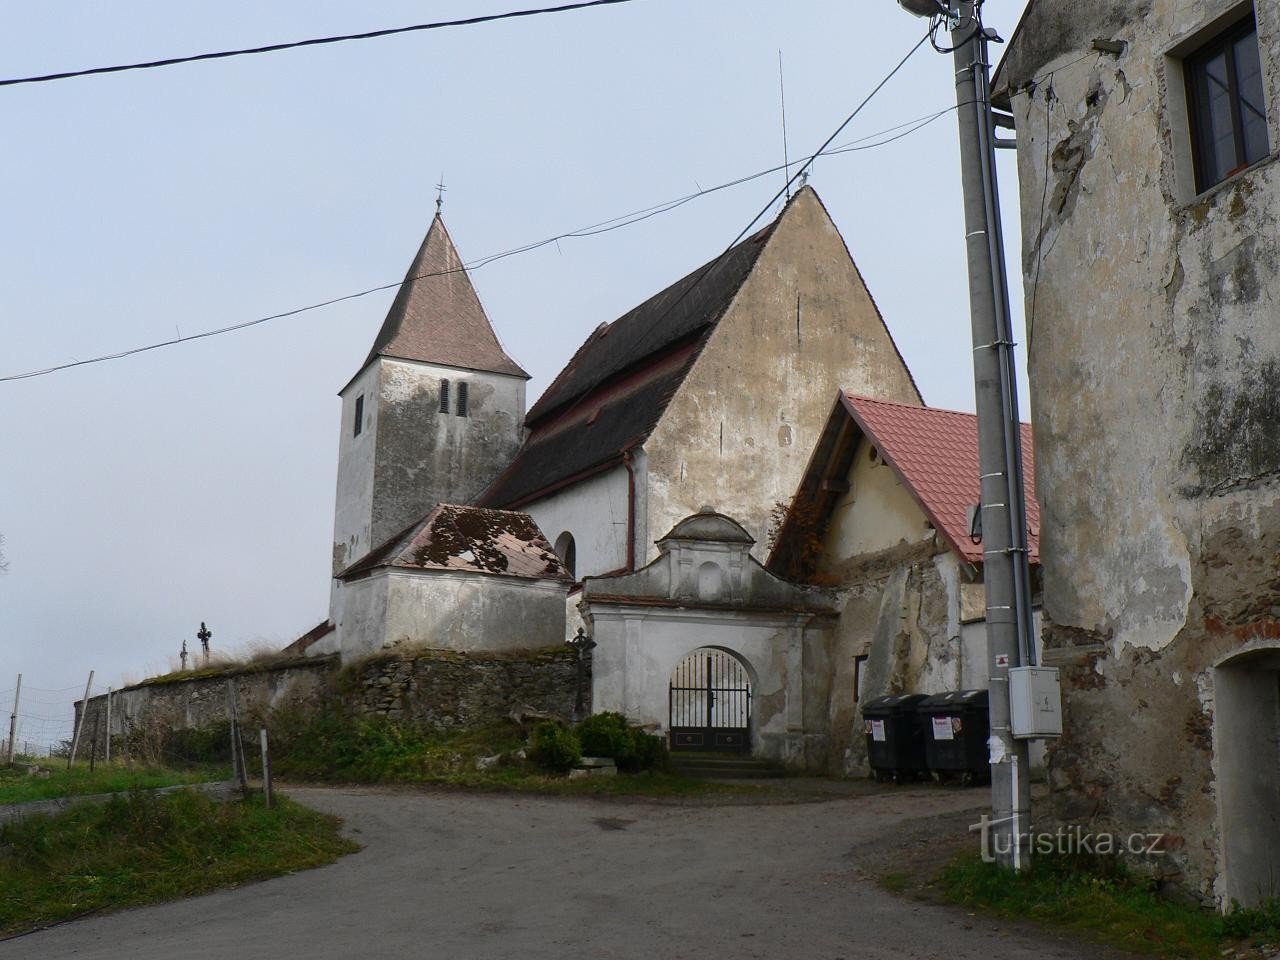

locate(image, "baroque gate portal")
(668, 648), (752, 753)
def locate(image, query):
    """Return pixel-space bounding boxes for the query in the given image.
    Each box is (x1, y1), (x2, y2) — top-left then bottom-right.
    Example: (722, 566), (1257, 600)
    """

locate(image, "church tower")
(331, 212), (529, 574)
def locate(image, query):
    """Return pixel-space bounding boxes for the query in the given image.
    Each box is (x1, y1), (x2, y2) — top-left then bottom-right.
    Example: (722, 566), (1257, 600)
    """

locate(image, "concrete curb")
(0, 780), (239, 826)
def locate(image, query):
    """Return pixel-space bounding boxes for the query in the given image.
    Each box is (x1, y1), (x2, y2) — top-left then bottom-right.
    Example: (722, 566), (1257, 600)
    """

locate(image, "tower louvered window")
(456, 381), (469, 418)
(439, 379), (450, 413)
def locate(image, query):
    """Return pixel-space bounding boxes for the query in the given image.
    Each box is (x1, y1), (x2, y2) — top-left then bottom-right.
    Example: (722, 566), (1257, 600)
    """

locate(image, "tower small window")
(1186, 15), (1270, 192)
(439, 379), (450, 413)
(456, 381), (469, 418)
(353, 395), (364, 438)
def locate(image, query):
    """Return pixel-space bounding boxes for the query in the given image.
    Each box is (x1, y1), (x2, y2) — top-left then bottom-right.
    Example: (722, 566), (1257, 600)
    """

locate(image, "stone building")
(768, 392), (1040, 774)
(480, 186), (922, 577)
(321, 186), (924, 665)
(994, 0), (1280, 905)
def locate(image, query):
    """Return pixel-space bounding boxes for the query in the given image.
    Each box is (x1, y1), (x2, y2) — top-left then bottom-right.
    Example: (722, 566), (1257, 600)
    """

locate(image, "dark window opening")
(353, 395), (364, 438)
(1187, 16), (1270, 193)
(854, 654), (869, 702)
(456, 381), (469, 418)
(439, 379), (450, 413)
(555, 532), (577, 579)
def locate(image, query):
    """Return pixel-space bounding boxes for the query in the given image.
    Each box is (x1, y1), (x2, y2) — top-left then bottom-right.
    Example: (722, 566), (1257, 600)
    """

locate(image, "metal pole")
(68, 670), (94, 770)
(105, 687), (113, 763)
(7, 675), (21, 766)
(949, 1), (1034, 870)
(260, 727), (273, 809)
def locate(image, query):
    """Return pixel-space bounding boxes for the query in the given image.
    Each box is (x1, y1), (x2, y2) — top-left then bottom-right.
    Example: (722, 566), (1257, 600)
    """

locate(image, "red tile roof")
(339, 504), (572, 582)
(843, 394), (1039, 566)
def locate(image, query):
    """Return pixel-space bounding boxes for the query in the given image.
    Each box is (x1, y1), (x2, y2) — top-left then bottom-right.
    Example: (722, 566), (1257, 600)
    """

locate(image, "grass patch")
(270, 712), (743, 798)
(936, 851), (1280, 958)
(0, 788), (356, 936)
(0, 763), (228, 806)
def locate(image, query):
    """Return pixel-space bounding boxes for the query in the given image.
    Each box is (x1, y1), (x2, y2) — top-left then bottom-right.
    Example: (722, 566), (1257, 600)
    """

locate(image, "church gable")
(479, 222), (775, 510)
(641, 186), (923, 557)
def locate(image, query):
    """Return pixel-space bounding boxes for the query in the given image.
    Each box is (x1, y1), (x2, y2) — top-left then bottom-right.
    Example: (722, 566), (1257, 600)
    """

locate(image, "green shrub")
(575, 712), (667, 772)
(576, 712), (635, 763)
(629, 729), (669, 773)
(528, 721), (581, 773)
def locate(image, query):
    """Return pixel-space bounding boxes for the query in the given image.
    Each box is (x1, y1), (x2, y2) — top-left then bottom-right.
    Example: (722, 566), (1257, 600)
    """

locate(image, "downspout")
(623, 449), (637, 572)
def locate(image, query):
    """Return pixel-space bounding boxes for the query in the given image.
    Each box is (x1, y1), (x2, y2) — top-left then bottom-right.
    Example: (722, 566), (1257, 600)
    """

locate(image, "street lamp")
(565, 627), (596, 721)
(891, 0), (1039, 871)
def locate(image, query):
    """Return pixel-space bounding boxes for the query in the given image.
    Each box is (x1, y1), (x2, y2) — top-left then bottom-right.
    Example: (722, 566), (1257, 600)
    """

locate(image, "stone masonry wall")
(76, 647), (589, 752)
(350, 647), (587, 726)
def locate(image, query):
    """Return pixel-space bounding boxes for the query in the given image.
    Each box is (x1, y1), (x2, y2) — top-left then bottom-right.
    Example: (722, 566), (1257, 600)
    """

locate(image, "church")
(295, 185), (923, 664)
(284, 185), (1033, 770)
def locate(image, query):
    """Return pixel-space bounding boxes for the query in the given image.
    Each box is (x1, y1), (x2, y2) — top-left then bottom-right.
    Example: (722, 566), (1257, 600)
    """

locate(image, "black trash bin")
(862, 693), (929, 782)
(918, 690), (990, 784)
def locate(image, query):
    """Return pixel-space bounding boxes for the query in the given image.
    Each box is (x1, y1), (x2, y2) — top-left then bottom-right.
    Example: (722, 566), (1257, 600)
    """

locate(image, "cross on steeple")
(435, 175), (447, 214)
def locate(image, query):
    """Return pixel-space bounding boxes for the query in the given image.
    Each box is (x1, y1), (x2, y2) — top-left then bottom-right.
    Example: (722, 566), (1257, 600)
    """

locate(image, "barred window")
(439, 379), (450, 413)
(456, 381), (469, 418)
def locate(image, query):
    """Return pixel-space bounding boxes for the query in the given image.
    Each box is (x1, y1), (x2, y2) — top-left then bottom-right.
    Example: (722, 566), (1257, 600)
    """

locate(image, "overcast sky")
(0, 0), (1032, 729)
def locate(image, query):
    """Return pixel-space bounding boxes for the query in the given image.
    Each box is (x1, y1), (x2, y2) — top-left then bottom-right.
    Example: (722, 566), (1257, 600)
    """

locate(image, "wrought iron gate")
(668, 649), (751, 753)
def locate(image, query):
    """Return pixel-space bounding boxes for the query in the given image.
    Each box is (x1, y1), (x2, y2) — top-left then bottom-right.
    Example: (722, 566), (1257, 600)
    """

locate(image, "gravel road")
(0, 784), (1132, 959)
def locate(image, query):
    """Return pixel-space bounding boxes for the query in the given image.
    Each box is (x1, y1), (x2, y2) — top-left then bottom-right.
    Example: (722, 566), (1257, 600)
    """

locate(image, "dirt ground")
(0, 781), (1139, 960)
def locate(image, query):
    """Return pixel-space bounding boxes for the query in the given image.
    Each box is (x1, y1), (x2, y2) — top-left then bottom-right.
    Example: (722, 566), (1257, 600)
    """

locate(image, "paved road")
(1, 785), (1124, 960)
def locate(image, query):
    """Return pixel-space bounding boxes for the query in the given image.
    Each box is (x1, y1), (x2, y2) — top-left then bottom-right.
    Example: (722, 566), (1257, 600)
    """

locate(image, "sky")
(0, 0), (1032, 729)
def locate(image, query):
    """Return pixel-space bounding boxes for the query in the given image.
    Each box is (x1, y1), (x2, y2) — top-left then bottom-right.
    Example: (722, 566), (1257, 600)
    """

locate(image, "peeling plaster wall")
(336, 569), (568, 662)
(643, 190), (921, 563)
(371, 360), (525, 552)
(1004, 0), (1280, 901)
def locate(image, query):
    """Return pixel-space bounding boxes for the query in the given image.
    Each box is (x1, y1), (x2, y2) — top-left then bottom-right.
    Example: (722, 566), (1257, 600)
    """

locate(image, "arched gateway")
(669, 647), (752, 753)
(579, 508), (835, 766)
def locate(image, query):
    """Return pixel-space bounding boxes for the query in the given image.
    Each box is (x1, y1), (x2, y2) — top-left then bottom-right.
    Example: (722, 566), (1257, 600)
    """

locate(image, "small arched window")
(439, 379), (450, 413)
(555, 531), (577, 579)
(456, 381), (469, 417)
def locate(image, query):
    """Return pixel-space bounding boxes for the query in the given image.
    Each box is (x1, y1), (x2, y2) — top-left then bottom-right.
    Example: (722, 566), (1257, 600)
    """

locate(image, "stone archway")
(1215, 646), (1280, 906)
(668, 646), (755, 754)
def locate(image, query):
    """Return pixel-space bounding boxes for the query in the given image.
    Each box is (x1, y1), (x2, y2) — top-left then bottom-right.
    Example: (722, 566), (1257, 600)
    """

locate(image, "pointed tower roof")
(361, 214), (528, 379)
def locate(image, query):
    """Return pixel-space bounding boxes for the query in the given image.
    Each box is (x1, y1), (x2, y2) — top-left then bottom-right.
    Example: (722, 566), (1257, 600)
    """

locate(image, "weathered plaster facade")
(333, 359), (525, 575)
(580, 510), (836, 767)
(998, 0), (1280, 904)
(643, 190), (922, 558)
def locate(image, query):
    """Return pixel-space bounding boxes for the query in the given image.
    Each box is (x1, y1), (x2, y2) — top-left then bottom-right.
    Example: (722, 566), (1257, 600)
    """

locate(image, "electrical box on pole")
(1009, 667), (1063, 739)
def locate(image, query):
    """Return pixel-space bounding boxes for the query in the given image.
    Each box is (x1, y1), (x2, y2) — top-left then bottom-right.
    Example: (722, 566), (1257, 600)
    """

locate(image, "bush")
(575, 712), (667, 773)
(629, 729), (669, 773)
(528, 721), (581, 773)
(576, 713), (636, 764)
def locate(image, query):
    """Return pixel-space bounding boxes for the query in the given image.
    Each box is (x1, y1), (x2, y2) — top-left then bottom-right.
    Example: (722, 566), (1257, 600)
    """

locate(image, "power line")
(0, 99), (959, 385)
(0, 0), (640, 88)
(623, 28), (933, 362)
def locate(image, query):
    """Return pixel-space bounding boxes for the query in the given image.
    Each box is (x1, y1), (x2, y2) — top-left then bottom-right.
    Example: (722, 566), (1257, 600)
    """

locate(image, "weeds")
(0, 763), (227, 806)
(936, 851), (1280, 958)
(0, 788), (355, 935)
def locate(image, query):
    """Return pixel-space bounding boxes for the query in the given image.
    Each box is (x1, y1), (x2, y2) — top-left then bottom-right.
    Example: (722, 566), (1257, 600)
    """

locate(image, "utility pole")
(896, 0), (1037, 870)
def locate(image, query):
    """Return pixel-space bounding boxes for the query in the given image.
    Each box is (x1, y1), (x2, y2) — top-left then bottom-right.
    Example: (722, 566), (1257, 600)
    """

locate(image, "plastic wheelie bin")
(862, 693), (929, 782)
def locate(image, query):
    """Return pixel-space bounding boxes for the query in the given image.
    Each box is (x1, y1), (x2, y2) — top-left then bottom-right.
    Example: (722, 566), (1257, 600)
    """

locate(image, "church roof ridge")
(358, 213), (528, 381)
